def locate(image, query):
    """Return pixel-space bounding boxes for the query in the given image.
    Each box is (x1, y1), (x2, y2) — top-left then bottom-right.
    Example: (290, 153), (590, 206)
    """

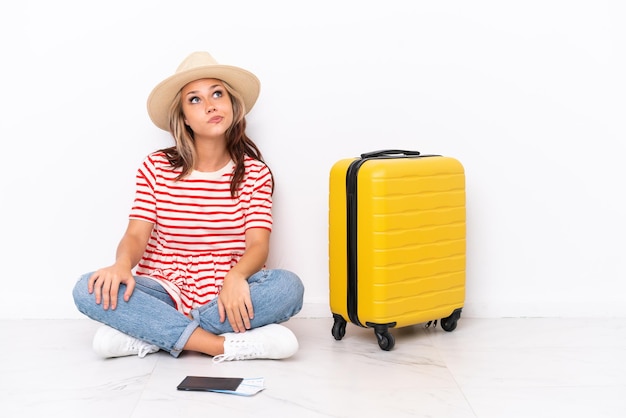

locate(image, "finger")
(92, 276), (103, 305)
(229, 308), (245, 333)
(241, 303), (252, 330)
(123, 279), (135, 303)
(217, 299), (226, 323)
(101, 280), (111, 310)
(87, 272), (99, 295)
(241, 312), (251, 330)
(227, 309), (238, 332)
(245, 296), (254, 320)
(109, 281), (120, 310)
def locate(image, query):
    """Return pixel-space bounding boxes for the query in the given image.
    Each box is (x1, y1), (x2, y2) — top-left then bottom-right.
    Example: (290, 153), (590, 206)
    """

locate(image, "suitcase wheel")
(440, 308), (463, 332)
(331, 314), (347, 340)
(332, 315), (396, 351)
(373, 325), (395, 351)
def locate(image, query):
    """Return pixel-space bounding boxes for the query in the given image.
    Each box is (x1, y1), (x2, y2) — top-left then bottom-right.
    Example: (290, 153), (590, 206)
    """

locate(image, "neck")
(194, 139), (230, 172)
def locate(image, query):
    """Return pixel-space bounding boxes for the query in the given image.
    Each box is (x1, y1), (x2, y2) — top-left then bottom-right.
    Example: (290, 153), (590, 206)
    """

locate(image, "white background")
(1, 0), (624, 319)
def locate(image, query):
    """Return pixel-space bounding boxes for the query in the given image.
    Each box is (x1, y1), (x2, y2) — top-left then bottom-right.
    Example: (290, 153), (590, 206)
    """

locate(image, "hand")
(88, 264), (136, 310)
(217, 274), (254, 333)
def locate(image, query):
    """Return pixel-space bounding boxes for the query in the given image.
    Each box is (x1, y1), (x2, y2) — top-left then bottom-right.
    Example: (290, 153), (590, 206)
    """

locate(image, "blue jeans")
(72, 269), (304, 357)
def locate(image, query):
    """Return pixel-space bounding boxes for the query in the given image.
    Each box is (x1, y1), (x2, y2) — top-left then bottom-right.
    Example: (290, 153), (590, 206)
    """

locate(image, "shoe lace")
(213, 341), (263, 363)
(136, 344), (152, 358)
(128, 339), (157, 358)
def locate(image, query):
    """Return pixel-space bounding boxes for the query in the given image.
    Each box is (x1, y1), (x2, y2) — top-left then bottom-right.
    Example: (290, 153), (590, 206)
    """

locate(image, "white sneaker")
(213, 324), (298, 363)
(92, 325), (160, 359)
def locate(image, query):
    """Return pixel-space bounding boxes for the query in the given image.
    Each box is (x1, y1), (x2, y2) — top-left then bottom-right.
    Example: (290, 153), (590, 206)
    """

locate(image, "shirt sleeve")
(244, 162), (273, 231)
(129, 155), (158, 224)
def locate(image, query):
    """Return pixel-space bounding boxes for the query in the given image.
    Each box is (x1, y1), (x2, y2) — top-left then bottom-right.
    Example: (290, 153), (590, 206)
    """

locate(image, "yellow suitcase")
(329, 149), (466, 350)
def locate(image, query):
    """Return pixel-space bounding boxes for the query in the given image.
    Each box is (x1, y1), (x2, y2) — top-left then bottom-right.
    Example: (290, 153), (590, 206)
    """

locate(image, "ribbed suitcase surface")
(329, 150), (466, 350)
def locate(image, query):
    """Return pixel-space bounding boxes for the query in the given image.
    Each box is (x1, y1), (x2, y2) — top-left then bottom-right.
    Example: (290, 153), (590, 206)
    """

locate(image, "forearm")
(112, 220), (153, 270)
(227, 241), (269, 281)
(114, 235), (147, 270)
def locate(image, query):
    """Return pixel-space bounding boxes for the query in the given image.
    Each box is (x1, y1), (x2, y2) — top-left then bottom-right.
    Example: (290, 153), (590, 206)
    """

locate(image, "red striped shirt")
(130, 151), (272, 314)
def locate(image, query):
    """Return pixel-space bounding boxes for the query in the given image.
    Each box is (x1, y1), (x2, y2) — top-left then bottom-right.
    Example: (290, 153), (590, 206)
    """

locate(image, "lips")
(208, 116), (223, 123)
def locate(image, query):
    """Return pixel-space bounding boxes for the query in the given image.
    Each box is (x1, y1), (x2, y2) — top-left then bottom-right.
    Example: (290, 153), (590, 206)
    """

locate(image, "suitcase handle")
(360, 149), (421, 159)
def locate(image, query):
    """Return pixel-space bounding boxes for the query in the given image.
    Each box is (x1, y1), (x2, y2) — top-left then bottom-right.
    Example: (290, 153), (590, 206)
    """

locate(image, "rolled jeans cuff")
(170, 317), (200, 358)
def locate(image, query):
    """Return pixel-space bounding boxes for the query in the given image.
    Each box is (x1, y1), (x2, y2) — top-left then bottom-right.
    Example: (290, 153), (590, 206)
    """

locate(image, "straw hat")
(147, 51), (261, 131)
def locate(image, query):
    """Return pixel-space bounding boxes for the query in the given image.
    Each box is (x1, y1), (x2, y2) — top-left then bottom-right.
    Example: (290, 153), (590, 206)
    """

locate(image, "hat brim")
(147, 65), (260, 131)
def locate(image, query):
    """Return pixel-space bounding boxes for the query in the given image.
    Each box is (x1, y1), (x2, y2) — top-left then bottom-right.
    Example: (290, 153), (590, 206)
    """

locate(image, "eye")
(212, 90), (224, 99)
(189, 96), (201, 104)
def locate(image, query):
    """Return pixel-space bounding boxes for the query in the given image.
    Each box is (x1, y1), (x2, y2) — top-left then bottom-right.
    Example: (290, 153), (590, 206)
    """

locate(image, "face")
(181, 78), (233, 140)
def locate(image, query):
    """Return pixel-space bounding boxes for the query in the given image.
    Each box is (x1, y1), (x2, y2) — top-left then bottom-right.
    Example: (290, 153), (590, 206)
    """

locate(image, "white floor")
(2, 317), (625, 418)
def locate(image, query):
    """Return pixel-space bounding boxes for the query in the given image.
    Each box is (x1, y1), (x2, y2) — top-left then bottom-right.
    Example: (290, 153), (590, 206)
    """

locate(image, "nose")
(206, 103), (216, 113)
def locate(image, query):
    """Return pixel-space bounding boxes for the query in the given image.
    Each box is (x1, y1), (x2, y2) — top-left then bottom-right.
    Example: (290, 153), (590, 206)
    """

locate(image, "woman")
(73, 51), (304, 362)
